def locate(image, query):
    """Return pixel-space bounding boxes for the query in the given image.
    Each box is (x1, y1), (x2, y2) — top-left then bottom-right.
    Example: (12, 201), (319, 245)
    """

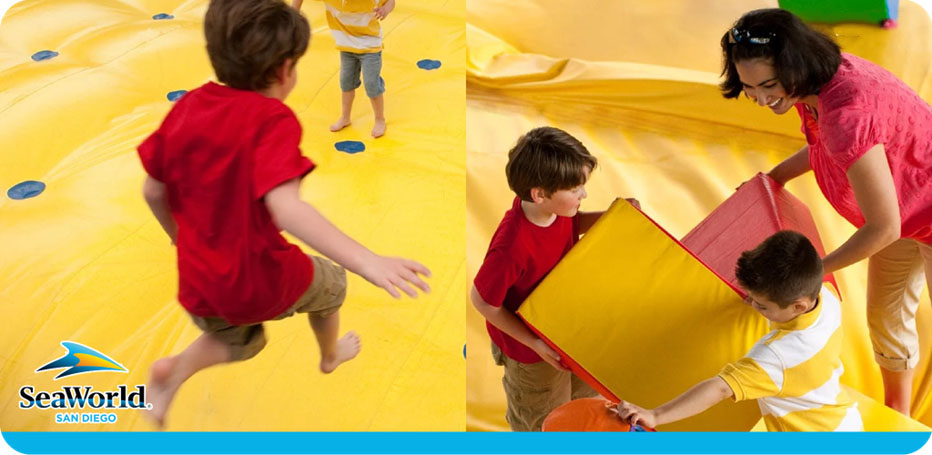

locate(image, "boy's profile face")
(744, 290), (812, 323)
(537, 167), (590, 217)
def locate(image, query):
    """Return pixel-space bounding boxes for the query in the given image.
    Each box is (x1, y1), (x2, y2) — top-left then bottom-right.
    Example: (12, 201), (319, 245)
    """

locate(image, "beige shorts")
(190, 255), (347, 361)
(492, 342), (597, 431)
(866, 239), (932, 371)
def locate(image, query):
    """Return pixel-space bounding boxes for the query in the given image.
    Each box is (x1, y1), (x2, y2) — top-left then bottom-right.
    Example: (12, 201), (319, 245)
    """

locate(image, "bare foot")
(371, 118), (386, 138)
(145, 357), (178, 429)
(330, 117), (351, 132)
(320, 331), (361, 373)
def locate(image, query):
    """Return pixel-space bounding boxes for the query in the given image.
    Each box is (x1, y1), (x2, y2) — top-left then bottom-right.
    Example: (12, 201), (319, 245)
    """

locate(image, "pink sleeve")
(820, 104), (885, 172)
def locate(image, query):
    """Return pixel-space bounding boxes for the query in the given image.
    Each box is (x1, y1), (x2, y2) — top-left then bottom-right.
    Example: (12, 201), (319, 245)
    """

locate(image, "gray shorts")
(340, 51), (385, 98)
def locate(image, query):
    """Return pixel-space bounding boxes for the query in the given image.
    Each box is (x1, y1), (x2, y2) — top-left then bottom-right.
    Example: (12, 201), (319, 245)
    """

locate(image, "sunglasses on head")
(729, 27), (776, 45)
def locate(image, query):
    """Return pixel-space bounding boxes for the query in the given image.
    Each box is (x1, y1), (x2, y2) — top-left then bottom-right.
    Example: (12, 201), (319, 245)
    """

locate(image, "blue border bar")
(2, 432), (929, 454)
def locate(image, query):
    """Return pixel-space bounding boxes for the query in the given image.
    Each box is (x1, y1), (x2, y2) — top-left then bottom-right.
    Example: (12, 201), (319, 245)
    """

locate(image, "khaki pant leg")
(866, 239), (927, 371)
(190, 316), (266, 362)
(281, 256), (347, 319)
(492, 342), (571, 431)
(570, 373), (599, 400)
(921, 242), (932, 298)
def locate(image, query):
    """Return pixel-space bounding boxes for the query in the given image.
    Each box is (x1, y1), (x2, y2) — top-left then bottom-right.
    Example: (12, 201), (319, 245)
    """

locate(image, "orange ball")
(542, 398), (637, 432)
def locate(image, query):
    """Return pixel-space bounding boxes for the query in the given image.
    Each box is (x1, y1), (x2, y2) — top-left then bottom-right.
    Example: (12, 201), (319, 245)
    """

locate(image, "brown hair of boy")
(505, 127), (598, 202)
(735, 230), (824, 307)
(204, 0), (311, 91)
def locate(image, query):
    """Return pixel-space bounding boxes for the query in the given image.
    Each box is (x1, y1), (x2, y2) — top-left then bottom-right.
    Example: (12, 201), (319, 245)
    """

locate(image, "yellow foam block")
(517, 201), (769, 431)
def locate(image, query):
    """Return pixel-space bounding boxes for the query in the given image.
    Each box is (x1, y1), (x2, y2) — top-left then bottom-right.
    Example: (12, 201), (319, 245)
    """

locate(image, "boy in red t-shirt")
(471, 127), (628, 431)
(137, 0), (430, 428)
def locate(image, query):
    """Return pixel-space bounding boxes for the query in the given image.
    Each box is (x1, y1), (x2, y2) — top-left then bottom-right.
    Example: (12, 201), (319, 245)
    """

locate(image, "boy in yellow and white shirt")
(616, 230), (862, 431)
(293, 0), (394, 137)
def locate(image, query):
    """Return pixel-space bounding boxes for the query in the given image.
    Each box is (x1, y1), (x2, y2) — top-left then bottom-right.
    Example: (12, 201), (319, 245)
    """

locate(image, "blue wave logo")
(36, 341), (127, 379)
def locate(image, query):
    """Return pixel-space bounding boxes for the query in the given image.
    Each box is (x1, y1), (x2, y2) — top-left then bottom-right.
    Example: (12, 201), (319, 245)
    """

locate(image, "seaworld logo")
(18, 385), (149, 410)
(18, 341), (150, 422)
(35, 341), (127, 379)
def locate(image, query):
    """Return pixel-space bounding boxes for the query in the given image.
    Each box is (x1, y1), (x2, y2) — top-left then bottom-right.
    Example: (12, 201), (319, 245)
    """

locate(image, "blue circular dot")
(167, 90), (187, 102)
(31, 50), (59, 62)
(463, 344), (466, 359)
(152, 13), (174, 20)
(334, 141), (365, 154)
(416, 59), (441, 70)
(8, 181), (46, 200)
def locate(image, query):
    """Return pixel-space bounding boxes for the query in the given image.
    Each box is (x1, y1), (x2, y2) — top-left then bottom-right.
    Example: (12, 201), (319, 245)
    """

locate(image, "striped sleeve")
(719, 343), (785, 401)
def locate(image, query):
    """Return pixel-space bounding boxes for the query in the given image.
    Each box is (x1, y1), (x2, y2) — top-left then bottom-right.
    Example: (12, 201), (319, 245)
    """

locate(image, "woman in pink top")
(720, 8), (932, 416)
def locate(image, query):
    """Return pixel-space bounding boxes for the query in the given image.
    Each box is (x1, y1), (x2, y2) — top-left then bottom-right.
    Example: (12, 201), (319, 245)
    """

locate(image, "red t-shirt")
(799, 53), (932, 245)
(474, 197), (579, 363)
(138, 82), (315, 325)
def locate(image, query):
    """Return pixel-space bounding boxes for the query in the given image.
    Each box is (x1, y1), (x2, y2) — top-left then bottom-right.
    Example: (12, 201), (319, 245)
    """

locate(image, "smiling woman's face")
(734, 58), (799, 115)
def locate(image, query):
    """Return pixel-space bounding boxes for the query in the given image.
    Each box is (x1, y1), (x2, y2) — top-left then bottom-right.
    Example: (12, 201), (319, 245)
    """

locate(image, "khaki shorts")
(492, 342), (597, 431)
(191, 255), (347, 361)
(866, 239), (932, 371)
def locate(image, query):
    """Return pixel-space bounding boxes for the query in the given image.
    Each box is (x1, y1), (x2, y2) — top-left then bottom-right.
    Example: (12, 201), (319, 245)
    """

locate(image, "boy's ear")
(791, 298), (810, 315)
(529, 187), (547, 203)
(275, 58), (294, 83)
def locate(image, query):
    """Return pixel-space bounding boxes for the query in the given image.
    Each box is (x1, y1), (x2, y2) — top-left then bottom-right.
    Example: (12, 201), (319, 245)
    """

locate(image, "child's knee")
(360, 53), (384, 98)
(339, 60), (363, 92)
(339, 71), (362, 93)
(363, 77), (385, 98)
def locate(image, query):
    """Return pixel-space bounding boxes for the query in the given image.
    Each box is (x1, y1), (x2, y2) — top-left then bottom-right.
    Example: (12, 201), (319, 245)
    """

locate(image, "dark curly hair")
(735, 230), (824, 307)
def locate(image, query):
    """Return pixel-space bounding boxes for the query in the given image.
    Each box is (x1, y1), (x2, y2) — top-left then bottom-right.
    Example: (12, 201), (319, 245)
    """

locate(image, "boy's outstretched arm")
(265, 178), (430, 298)
(615, 376), (733, 428)
(143, 176), (177, 245)
(469, 285), (567, 371)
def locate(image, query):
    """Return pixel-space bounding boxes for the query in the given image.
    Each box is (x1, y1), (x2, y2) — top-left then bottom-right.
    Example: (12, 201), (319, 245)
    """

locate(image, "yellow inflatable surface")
(466, 0), (932, 431)
(0, 0), (464, 431)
